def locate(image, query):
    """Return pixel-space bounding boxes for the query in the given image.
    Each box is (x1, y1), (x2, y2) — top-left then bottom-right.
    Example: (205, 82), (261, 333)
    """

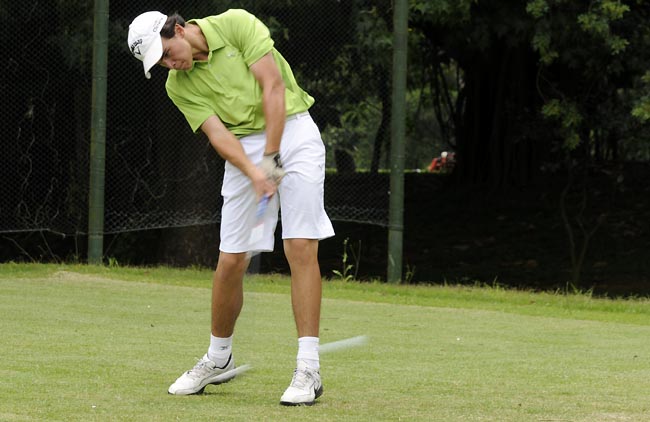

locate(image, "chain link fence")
(1, 1), (445, 260)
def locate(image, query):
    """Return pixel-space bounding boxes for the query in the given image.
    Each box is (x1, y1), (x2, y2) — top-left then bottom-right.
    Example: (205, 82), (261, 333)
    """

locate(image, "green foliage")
(607, 34), (630, 55)
(531, 30), (559, 65)
(323, 102), (381, 168)
(632, 71), (650, 122)
(315, 0), (475, 171)
(295, 2), (393, 170)
(528, 0), (632, 63)
(541, 99), (582, 150)
(409, 0), (474, 23)
(600, 0), (631, 20)
(631, 97), (650, 122)
(526, 0), (549, 19)
(577, 0), (630, 54)
(525, 0), (649, 157)
(331, 237), (360, 282)
(107, 257), (120, 268)
(37, 0), (650, 189)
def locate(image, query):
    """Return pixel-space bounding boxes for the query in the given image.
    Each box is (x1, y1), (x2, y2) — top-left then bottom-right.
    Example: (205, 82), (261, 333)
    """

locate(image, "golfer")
(127, 9), (334, 406)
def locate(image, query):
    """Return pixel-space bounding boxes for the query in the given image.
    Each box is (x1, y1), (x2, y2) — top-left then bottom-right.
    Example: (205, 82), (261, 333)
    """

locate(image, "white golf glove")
(260, 151), (285, 184)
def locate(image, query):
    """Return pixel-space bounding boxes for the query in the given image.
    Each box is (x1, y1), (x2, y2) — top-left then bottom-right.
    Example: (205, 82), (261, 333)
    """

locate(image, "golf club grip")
(256, 194), (269, 220)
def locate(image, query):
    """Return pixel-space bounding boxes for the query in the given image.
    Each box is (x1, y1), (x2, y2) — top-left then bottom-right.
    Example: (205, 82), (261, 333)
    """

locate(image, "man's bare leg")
(284, 238), (321, 337)
(280, 238), (324, 405)
(211, 251), (249, 337)
(167, 251), (248, 395)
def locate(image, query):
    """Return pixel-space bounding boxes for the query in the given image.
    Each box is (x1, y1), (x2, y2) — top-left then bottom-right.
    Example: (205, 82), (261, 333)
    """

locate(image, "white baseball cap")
(127, 11), (168, 79)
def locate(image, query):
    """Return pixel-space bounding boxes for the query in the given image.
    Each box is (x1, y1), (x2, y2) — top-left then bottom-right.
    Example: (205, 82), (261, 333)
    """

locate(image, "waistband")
(286, 111), (310, 121)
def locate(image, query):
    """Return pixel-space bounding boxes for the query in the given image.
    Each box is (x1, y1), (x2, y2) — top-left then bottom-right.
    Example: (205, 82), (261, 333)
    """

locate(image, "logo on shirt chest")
(224, 47), (240, 59)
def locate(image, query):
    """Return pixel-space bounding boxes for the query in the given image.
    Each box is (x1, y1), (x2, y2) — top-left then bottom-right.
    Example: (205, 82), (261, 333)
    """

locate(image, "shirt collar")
(189, 18), (225, 52)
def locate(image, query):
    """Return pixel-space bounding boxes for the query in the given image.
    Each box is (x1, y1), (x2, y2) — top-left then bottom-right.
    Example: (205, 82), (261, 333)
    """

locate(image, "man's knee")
(216, 252), (249, 274)
(284, 239), (318, 266)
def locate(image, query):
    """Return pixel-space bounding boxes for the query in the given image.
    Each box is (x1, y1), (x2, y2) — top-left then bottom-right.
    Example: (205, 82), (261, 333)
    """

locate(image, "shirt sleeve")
(219, 9), (275, 67)
(166, 78), (213, 133)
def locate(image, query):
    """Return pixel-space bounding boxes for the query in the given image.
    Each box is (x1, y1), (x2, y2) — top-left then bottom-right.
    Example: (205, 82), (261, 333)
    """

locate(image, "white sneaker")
(280, 360), (323, 406)
(168, 354), (236, 395)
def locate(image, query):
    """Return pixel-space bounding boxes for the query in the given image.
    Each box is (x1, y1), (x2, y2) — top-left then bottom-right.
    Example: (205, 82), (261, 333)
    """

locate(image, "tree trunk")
(455, 43), (544, 188)
(371, 66), (391, 173)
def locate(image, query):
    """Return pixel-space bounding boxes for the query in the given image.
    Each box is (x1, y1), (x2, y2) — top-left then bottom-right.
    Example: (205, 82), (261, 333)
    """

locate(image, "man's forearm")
(262, 80), (286, 154)
(202, 116), (257, 178)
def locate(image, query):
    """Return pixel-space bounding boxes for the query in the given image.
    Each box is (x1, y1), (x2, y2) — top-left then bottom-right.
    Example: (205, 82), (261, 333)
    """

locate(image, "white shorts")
(219, 112), (335, 253)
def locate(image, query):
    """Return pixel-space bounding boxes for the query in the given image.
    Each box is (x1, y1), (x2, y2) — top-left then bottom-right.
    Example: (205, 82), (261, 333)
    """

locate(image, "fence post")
(88, 0), (109, 265)
(387, 0), (408, 283)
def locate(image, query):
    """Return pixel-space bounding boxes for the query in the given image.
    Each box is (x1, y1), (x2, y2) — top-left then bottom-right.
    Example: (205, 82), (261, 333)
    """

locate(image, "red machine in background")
(427, 151), (456, 173)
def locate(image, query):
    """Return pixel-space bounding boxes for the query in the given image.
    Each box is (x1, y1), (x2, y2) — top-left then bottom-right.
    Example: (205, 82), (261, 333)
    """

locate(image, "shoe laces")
(186, 357), (215, 379)
(290, 367), (316, 390)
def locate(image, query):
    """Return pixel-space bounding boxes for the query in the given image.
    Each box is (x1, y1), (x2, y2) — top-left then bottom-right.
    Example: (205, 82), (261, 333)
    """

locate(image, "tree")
(525, 0), (650, 285)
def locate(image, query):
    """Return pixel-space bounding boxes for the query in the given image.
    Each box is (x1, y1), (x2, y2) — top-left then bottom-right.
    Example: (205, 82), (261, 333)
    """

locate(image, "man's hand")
(201, 115), (278, 197)
(260, 151), (285, 184)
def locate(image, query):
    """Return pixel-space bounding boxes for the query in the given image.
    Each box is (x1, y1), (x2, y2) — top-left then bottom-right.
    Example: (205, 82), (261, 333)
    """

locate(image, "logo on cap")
(130, 39), (143, 56)
(152, 17), (164, 32)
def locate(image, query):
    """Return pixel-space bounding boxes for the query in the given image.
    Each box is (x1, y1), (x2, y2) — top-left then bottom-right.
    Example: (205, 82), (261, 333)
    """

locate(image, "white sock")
(297, 336), (320, 370)
(207, 334), (233, 368)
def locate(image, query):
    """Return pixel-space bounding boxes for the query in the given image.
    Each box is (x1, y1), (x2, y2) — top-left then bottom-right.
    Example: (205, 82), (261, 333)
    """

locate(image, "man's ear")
(175, 23), (185, 37)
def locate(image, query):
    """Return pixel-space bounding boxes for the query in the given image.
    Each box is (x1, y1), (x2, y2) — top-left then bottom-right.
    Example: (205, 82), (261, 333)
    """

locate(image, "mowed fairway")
(1, 267), (649, 421)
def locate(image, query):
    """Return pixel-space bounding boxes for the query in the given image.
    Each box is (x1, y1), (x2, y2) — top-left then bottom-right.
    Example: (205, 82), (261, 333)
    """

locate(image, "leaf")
(526, 0), (549, 19)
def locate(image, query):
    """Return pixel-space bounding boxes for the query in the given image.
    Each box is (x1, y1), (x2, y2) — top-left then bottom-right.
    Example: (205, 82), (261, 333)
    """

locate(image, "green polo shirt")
(165, 9), (314, 137)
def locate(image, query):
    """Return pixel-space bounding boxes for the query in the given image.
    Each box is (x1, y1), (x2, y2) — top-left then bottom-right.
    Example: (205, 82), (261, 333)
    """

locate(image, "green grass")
(1, 263), (649, 421)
